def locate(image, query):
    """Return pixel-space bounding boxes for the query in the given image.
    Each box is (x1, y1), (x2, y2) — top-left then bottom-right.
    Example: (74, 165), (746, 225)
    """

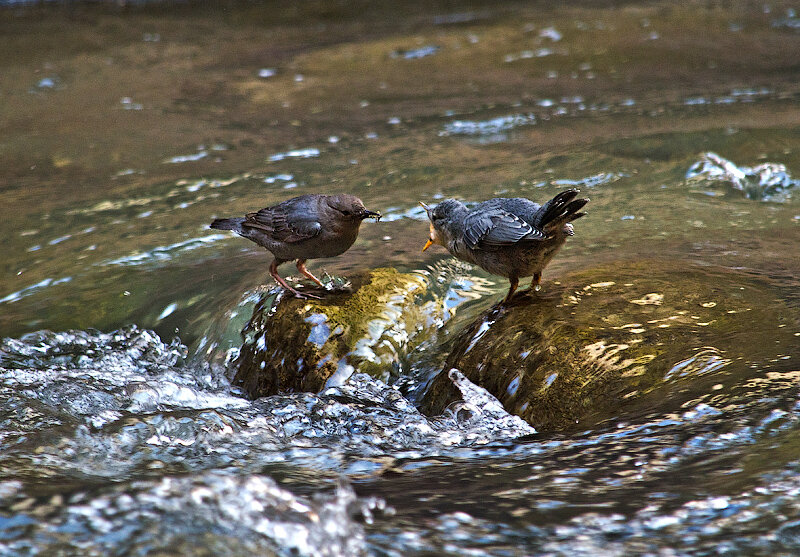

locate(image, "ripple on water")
(0, 277), (73, 304)
(268, 147), (321, 162)
(100, 234), (229, 267)
(391, 45), (440, 59)
(439, 113), (536, 143)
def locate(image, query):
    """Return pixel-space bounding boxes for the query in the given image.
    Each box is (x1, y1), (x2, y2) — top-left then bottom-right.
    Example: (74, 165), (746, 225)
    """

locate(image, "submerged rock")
(232, 268), (436, 398)
(421, 260), (799, 433)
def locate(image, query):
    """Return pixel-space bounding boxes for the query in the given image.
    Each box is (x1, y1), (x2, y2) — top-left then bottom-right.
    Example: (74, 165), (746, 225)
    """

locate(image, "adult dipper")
(421, 189), (588, 303)
(211, 194), (381, 298)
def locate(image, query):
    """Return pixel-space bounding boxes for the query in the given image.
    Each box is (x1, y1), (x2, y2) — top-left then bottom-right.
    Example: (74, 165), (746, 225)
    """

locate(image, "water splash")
(268, 148), (321, 162)
(687, 152), (798, 201)
(0, 471), (380, 556)
(1, 309), (800, 554)
(552, 171), (629, 188)
(164, 150), (208, 164)
(440, 114), (536, 138)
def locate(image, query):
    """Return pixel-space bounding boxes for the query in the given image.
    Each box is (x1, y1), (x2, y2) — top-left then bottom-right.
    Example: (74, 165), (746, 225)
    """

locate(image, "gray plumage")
(211, 193), (380, 298)
(423, 189), (588, 302)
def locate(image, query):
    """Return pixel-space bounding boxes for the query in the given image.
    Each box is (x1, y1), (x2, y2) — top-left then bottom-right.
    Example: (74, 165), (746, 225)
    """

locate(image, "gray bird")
(421, 189), (588, 303)
(211, 194), (381, 298)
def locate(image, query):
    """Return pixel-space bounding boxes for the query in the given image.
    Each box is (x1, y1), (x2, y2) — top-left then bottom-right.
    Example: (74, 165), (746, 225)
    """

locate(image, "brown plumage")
(211, 194), (380, 298)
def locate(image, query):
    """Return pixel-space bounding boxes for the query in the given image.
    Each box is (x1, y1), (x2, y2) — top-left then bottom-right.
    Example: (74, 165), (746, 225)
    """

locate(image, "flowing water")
(1, 1), (800, 555)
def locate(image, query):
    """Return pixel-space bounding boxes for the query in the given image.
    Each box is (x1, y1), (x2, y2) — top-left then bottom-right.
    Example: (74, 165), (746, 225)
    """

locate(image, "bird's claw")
(294, 291), (322, 300)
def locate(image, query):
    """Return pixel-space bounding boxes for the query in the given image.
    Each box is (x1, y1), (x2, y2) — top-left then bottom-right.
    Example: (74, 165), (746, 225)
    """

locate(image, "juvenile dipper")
(211, 194), (380, 298)
(421, 189), (588, 303)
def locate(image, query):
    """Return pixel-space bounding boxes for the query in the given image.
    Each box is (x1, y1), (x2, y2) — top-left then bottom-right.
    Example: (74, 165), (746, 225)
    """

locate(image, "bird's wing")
(243, 203), (322, 244)
(463, 208), (546, 249)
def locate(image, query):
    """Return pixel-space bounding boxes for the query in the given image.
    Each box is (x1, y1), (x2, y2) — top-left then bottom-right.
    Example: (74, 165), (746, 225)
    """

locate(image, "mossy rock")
(421, 260), (799, 433)
(232, 267), (436, 398)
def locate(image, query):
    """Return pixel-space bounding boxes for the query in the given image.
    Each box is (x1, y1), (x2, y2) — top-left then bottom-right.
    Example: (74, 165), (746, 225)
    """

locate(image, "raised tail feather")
(535, 189), (589, 230)
(210, 217), (245, 232)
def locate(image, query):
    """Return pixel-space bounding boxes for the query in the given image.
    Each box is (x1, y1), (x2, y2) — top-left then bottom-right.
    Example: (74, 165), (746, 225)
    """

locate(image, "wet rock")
(231, 268), (436, 398)
(421, 260), (800, 433)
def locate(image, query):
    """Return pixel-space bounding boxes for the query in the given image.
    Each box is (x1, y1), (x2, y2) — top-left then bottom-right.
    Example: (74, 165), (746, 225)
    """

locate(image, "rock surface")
(232, 268), (435, 398)
(421, 260), (799, 433)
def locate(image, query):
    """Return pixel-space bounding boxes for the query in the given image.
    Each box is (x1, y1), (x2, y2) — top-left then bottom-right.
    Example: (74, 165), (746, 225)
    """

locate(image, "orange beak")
(420, 202), (434, 251)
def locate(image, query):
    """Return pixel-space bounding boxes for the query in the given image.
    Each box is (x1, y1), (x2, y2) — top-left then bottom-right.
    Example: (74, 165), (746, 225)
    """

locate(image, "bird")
(210, 194), (381, 299)
(421, 189), (588, 303)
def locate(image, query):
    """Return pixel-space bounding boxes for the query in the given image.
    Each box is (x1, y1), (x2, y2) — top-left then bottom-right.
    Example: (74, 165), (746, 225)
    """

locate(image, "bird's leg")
(270, 258), (320, 299)
(531, 272), (542, 292)
(503, 277), (520, 303)
(296, 259), (325, 287)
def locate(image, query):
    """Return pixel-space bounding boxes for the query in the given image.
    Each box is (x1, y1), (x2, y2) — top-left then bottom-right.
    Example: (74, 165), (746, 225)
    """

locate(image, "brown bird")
(421, 189), (588, 303)
(211, 194), (381, 298)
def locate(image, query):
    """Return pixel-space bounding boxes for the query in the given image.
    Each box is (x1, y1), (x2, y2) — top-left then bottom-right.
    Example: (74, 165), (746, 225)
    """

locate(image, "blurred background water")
(1, 1), (800, 554)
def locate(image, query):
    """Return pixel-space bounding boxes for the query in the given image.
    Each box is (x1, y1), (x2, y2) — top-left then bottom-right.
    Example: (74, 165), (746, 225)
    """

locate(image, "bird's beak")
(419, 201), (433, 220)
(422, 238), (433, 252)
(361, 209), (382, 222)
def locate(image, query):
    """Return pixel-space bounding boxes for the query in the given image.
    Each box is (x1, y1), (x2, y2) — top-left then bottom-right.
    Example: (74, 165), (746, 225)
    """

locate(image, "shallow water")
(1, 1), (800, 555)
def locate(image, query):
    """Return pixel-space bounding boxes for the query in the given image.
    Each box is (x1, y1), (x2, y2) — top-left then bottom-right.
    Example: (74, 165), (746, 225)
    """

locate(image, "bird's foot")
(531, 273), (542, 293)
(293, 290), (322, 300)
(282, 285), (321, 300)
(271, 266), (323, 300)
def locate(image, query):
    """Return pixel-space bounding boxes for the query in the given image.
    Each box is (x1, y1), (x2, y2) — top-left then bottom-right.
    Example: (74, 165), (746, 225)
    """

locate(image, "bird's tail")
(535, 189), (589, 232)
(210, 217), (245, 233)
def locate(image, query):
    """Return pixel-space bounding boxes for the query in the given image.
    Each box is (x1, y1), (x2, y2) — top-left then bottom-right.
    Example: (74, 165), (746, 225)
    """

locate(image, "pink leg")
(296, 259), (325, 287)
(270, 259), (320, 299)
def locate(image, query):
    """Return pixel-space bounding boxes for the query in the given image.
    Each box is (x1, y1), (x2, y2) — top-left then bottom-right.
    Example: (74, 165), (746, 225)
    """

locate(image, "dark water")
(1, 1), (800, 555)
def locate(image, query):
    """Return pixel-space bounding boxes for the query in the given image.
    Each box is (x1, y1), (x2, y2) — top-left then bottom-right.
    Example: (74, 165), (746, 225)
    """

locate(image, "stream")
(1, 1), (800, 555)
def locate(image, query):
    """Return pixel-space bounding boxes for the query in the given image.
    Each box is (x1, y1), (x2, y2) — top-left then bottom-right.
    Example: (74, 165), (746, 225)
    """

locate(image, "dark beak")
(361, 209), (381, 222)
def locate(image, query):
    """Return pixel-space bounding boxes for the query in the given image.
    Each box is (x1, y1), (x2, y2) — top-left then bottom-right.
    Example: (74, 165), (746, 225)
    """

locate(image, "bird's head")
(420, 199), (464, 251)
(326, 194), (381, 223)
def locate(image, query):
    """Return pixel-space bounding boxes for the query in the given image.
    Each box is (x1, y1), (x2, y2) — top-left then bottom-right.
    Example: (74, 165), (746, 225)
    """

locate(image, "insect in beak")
(362, 209), (382, 221)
